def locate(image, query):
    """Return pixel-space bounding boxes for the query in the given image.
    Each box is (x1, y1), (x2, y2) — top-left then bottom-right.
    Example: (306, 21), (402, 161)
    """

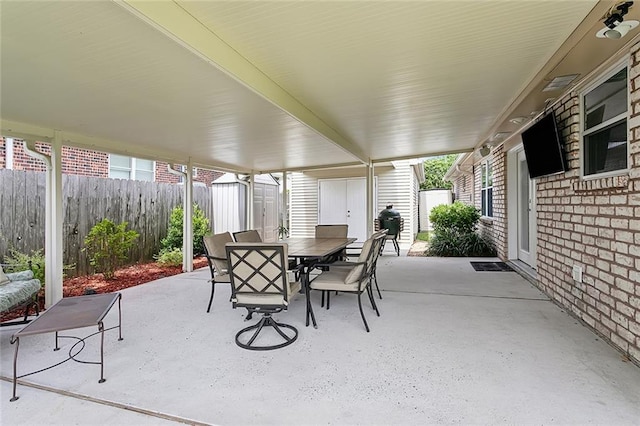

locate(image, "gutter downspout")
(168, 163), (193, 272)
(23, 137), (63, 308)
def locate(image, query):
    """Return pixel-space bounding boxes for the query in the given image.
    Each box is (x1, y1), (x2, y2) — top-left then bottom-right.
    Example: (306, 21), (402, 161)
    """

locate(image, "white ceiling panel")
(3, 0), (634, 173)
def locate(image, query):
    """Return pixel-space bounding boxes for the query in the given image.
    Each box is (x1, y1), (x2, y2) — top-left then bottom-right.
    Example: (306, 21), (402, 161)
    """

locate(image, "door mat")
(470, 261), (514, 272)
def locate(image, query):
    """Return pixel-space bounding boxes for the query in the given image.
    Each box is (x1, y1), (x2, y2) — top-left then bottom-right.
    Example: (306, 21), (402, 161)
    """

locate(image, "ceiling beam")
(117, 0), (369, 164)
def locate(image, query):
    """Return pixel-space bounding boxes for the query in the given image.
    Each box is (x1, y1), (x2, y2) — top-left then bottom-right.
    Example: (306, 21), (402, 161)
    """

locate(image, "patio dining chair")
(315, 224), (348, 262)
(320, 229), (387, 309)
(225, 242), (301, 350)
(309, 232), (384, 332)
(202, 232), (233, 313)
(233, 229), (262, 243)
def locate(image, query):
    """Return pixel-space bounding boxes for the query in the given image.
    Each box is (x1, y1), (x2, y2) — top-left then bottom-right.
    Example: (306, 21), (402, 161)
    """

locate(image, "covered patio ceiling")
(1, 1), (636, 173)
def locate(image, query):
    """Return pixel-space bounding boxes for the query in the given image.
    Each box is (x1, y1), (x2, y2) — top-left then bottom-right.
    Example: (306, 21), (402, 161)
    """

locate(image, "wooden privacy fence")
(0, 170), (214, 276)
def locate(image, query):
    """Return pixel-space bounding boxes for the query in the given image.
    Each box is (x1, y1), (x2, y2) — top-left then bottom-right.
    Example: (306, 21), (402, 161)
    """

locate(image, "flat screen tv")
(521, 111), (566, 179)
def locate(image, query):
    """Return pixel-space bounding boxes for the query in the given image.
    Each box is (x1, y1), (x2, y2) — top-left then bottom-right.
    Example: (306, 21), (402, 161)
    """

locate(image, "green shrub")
(427, 229), (465, 257)
(84, 219), (139, 279)
(460, 232), (496, 257)
(3, 248), (45, 284)
(430, 201), (480, 234)
(427, 202), (495, 257)
(161, 204), (210, 255)
(154, 248), (183, 266)
(3, 248), (75, 285)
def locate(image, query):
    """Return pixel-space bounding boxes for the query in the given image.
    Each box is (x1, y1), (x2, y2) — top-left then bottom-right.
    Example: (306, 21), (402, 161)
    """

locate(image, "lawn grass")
(415, 231), (431, 242)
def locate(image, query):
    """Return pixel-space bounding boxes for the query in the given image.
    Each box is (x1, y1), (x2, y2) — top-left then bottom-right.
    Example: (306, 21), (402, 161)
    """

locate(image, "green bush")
(3, 248), (75, 285)
(3, 248), (45, 284)
(460, 232), (496, 257)
(154, 248), (183, 266)
(161, 204), (210, 255)
(427, 202), (495, 257)
(430, 201), (479, 234)
(84, 219), (139, 279)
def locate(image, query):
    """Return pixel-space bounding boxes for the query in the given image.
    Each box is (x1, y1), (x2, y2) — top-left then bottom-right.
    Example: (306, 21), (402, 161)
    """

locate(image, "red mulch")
(0, 257), (208, 323)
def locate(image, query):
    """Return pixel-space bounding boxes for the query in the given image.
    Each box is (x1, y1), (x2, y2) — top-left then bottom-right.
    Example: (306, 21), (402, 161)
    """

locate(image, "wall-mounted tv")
(521, 111), (566, 179)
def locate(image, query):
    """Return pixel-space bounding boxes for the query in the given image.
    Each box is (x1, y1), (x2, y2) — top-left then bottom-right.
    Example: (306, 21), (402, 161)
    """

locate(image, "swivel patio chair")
(202, 232), (233, 313)
(225, 242), (301, 350)
(309, 232), (384, 332)
(233, 229), (262, 243)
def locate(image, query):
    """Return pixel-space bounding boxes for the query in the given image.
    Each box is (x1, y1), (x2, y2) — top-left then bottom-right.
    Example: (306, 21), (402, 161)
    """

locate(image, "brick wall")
(491, 145), (508, 260)
(452, 174), (473, 204)
(534, 52), (640, 364)
(1, 137), (222, 185)
(470, 150), (507, 257)
(154, 162), (223, 186)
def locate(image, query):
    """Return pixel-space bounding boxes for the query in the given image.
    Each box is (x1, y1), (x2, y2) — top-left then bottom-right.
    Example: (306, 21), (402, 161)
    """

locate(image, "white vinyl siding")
(377, 161), (413, 246)
(290, 172), (318, 238)
(290, 161), (421, 248)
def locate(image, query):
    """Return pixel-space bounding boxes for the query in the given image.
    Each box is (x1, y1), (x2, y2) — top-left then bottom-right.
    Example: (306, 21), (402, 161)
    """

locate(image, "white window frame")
(481, 160), (493, 217)
(580, 58), (629, 179)
(109, 155), (155, 182)
(178, 164), (198, 182)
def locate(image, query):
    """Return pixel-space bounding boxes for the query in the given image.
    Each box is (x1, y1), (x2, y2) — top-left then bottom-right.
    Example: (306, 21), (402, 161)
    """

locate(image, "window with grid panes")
(582, 64), (628, 177)
(481, 161), (493, 217)
(109, 155), (154, 182)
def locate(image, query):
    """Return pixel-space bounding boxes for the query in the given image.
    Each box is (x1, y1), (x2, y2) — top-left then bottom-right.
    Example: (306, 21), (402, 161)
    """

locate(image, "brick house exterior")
(0, 137), (223, 185)
(447, 44), (640, 366)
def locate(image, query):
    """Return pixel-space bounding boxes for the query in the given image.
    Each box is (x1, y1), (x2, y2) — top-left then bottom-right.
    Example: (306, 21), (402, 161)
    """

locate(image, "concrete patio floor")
(2, 254), (640, 425)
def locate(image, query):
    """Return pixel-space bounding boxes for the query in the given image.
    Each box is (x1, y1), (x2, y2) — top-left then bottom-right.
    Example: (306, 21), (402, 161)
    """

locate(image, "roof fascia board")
(117, 0), (369, 164)
(259, 161), (364, 174)
(2, 119), (244, 172)
(373, 148), (472, 165)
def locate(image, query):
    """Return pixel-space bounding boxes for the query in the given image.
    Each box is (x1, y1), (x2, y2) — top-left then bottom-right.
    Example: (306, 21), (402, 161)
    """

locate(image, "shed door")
(252, 182), (279, 242)
(318, 178), (367, 242)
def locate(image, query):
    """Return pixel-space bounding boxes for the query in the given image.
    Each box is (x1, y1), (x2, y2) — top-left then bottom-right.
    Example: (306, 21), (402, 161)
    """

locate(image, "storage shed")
(211, 173), (280, 241)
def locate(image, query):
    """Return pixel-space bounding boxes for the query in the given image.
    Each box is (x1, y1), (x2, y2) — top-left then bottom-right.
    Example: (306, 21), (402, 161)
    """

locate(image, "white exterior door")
(319, 178), (367, 242)
(517, 149), (537, 267)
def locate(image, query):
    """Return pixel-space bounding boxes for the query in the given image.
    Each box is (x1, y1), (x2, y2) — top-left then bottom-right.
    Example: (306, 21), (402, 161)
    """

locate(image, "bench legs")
(1, 296), (39, 328)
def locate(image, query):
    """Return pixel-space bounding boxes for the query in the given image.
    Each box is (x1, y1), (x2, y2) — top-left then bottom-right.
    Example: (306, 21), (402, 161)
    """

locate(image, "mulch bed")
(0, 257), (208, 323)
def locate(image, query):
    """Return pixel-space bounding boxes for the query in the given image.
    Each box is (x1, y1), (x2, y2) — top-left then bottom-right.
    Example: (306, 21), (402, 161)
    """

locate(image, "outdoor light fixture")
(479, 144), (491, 157)
(509, 116), (528, 125)
(596, 1), (638, 39)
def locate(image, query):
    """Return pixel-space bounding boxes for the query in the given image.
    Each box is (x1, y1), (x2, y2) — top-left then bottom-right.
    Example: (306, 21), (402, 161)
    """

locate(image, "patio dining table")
(283, 237), (357, 328)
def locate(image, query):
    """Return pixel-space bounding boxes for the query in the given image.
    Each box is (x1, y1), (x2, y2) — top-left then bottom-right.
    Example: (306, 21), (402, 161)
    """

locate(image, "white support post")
(184, 160), (193, 272)
(248, 172), (255, 230)
(167, 164), (192, 272)
(281, 171), (288, 239)
(23, 136), (63, 307)
(366, 162), (374, 237)
(5, 138), (14, 169)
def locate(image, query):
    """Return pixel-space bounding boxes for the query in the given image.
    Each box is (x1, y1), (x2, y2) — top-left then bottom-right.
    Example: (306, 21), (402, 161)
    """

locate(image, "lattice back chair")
(309, 235), (380, 332)
(225, 243), (301, 350)
(315, 224), (348, 262)
(202, 232), (233, 313)
(233, 230), (262, 243)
